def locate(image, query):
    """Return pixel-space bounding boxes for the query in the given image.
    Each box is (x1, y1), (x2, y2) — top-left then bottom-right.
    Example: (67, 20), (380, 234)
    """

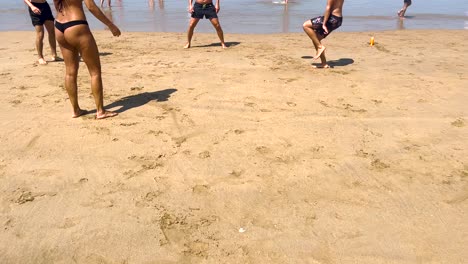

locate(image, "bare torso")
(330, 0), (344, 17)
(53, 0), (87, 22)
(195, 0), (213, 5)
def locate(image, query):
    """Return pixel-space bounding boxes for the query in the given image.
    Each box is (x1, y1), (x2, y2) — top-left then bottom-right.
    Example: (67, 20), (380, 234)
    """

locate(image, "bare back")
(53, 0), (87, 22)
(329, 0), (344, 17)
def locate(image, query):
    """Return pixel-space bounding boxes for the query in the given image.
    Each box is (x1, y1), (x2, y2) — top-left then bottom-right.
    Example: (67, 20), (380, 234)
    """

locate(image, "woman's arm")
(84, 0), (120, 36)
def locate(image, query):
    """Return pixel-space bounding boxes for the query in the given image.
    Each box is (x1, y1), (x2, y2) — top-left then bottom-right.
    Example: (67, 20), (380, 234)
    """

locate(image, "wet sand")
(0, 30), (467, 263)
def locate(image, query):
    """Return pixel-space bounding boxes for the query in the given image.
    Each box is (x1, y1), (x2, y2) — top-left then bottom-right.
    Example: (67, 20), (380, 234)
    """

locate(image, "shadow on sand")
(192, 41), (241, 48)
(105, 88), (177, 114)
(303, 57), (354, 68)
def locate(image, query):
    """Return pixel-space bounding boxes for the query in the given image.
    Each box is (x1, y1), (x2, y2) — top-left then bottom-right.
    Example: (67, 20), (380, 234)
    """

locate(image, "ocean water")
(1, 0), (467, 33)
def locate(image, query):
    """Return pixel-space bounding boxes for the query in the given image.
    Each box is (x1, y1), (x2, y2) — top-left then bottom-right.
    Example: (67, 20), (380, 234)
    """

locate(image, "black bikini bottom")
(55, 20), (88, 33)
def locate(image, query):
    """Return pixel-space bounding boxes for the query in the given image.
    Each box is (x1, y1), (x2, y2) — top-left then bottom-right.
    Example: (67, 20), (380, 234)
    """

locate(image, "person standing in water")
(24, 0), (59, 65)
(398, 0), (412, 17)
(302, 0), (344, 69)
(53, 0), (121, 119)
(184, 0), (226, 49)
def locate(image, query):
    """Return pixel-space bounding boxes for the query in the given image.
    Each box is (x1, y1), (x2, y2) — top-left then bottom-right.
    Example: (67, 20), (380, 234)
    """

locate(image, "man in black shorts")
(398, 0), (412, 17)
(184, 0), (226, 49)
(302, 0), (344, 69)
(24, 0), (59, 65)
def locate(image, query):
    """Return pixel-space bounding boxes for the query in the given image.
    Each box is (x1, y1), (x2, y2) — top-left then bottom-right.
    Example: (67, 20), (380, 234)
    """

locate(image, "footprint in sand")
(451, 118), (465, 127)
(9, 99), (22, 106)
(256, 146), (271, 154)
(234, 129), (245, 135)
(192, 184), (210, 195)
(371, 159), (390, 170)
(198, 151), (211, 159)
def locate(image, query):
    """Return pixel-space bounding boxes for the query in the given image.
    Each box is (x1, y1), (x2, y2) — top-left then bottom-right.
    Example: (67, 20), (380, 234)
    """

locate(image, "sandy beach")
(0, 30), (467, 263)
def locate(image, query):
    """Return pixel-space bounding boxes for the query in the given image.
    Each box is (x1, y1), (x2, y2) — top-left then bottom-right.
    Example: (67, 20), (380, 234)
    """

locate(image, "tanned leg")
(44, 20), (59, 60)
(34, 25), (47, 65)
(302, 20), (326, 60)
(398, 2), (411, 17)
(303, 20), (328, 67)
(209, 18), (226, 48)
(76, 28), (117, 119)
(184, 18), (200, 49)
(55, 28), (85, 118)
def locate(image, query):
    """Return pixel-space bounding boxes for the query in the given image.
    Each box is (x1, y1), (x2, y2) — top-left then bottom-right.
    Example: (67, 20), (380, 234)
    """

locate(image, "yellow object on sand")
(370, 36), (375, 46)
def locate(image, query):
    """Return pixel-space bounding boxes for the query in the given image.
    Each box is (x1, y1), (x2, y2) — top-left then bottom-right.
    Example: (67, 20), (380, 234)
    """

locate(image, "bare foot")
(312, 64), (330, 69)
(72, 109), (88, 118)
(221, 43), (227, 49)
(96, 110), (118, 119)
(313, 45), (326, 60)
(398, 9), (404, 17)
(38, 58), (47, 65)
(183, 43), (191, 49)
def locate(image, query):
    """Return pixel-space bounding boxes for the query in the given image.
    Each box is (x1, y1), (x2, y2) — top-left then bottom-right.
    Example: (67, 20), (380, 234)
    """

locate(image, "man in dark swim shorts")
(303, 0), (344, 69)
(24, 0), (59, 65)
(184, 0), (226, 49)
(398, 0), (412, 17)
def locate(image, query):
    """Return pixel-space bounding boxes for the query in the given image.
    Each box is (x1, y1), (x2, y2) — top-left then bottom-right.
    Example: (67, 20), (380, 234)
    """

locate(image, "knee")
(89, 69), (102, 78)
(65, 67), (78, 78)
(302, 21), (310, 29)
(37, 31), (45, 40)
(214, 24), (222, 31)
(188, 22), (197, 29)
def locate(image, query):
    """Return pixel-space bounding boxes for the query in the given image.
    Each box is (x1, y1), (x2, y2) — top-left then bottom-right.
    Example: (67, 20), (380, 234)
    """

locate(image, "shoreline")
(0, 30), (467, 263)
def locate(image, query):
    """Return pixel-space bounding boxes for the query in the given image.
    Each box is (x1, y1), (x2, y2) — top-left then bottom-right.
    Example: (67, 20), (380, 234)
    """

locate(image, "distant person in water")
(398, 0), (411, 17)
(100, 0), (111, 7)
(184, 0), (226, 49)
(53, 0), (121, 119)
(302, 0), (344, 69)
(24, 0), (59, 65)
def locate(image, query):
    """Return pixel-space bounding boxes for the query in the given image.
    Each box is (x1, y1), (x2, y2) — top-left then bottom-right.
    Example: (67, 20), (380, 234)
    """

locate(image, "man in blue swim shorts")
(302, 0), (344, 69)
(184, 0), (226, 49)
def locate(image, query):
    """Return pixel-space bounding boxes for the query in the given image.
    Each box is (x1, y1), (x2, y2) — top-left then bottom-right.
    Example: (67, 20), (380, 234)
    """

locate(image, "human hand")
(215, 6), (220, 13)
(32, 6), (41, 15)
(322, 24), (329, 34)
(110, 25), (121, 37)
(188, 6), (193, 13)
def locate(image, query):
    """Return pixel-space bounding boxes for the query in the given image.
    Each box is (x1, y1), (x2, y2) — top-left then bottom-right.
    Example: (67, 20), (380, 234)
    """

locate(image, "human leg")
(209, 18), (226, 48)
(184, 18), (200, 48)
(75, 29), (116, 119)
(44, 20), (59, 60)
(55, 29), (84, 117)
(302, 20), (326, 61)
(34, 25), (47, 65)
(398, 0), (411, 17)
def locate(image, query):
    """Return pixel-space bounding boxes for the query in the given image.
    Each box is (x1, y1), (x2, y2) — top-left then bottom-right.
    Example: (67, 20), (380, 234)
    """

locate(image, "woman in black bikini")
(53, 0), (121, 119)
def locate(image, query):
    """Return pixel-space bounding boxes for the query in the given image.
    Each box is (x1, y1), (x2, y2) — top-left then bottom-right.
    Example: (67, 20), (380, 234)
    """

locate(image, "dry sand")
(0, 30), (467, 263)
